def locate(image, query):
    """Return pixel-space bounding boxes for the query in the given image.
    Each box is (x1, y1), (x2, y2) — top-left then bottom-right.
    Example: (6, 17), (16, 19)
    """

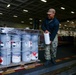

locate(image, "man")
(41, 8), (59, 66)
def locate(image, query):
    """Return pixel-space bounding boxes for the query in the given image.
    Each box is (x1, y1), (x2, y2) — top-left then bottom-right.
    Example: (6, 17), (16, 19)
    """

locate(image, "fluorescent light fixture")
(29, 18), (33, 20)
(41, 0), (47, 2)
(59, 24), (61, 26)
(13, 15), (18, 18)
(71, 11), (74, 14)
(71, 21), (74, 24)
(39, 20), (42, 22)
(67, 20), (69, 22)
(21, 21), (24, 23)
(7, 4), (10, 7)
(30, 22), (32, 24)
(64, 25), (67, 26)
(23, 9), (28, 12)
(61, 7), (65, 10)
(59, 24), (61, 28)
(0, 13), (3, 15)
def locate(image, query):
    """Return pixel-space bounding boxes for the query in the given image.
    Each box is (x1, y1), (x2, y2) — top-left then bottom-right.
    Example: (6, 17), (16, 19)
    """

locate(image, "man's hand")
(45, 30), (49, 33)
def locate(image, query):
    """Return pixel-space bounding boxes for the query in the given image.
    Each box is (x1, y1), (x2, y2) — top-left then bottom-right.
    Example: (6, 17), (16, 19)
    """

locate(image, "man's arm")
(41, 20), (50, 33)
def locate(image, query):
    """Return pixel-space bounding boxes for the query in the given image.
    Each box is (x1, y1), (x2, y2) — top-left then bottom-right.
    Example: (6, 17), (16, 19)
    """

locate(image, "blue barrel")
(22, 41), (31, 51)
(31, 34), (38, 61)
(11, 35), (21, 49)
(11, 34), (21, 63)
(22, 51), (31, 62)
(22, 34), (31, 41)
(0, 53), (11, 65)
(31, 34), (38, 42)
(22, 34), (31, 62)
(11, 35), (21, 52)
(1, 49), (11, 55)
(31, 41), (38, 52)
(0, 34), (11, 49)
(31, 42), (38, 61)
(22, 34), (31, 51)
(0, 34), (11, 65)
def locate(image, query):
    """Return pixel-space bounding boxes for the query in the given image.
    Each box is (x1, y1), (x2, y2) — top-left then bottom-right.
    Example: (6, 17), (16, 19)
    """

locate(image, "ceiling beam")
(4, 0), (35, 15)
(0, 0), (19, 6)
(32, 1), (60, 14)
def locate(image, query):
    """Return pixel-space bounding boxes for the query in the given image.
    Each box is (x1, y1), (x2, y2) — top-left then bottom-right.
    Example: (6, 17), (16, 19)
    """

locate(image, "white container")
(44, 33), (50, 44)
(12, 53), (21, 63)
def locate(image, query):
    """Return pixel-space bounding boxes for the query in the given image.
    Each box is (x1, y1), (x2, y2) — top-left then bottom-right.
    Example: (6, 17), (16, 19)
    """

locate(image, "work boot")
(44, 60), (51, 67)
(51, 58), (56, 65)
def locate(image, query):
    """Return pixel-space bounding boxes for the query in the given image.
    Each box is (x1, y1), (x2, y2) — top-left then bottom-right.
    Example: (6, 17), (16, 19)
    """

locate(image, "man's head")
(47, 8), (56, 19)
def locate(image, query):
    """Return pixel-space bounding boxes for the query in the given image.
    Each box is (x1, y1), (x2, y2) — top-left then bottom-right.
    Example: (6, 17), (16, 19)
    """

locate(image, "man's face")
(48, 12), (55, 19)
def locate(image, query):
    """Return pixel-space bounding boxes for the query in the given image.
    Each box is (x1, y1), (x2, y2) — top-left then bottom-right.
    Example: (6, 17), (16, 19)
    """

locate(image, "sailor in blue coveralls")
(41, 8), (59, 66)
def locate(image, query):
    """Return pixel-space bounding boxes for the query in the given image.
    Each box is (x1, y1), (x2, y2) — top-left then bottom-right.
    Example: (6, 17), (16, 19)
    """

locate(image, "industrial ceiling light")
(30, 22), (33, 24)
(71, 11), (75, 14)
(59, 24), (61, 26)
(41, 0), (47, 2)
(0, 13), (3, 15)
(61, 7), (65, 10)
(23, 9), (28, 12)
(29, 18), (33, 20)
(67, 20), (69, 22)
(39, 20), (42, 22)
(71, 21), (74, 24)
(7, 4), (10, 7)
(21, 21), (24, 23)
(13, 15), (18, 18)
(64, 25), (67, 26)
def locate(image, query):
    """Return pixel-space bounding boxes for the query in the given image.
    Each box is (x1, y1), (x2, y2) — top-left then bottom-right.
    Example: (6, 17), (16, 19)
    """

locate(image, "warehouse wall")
(60, 20), (76, 28)
(0, 20), (32, 28)
(59, 20), (76, 46)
